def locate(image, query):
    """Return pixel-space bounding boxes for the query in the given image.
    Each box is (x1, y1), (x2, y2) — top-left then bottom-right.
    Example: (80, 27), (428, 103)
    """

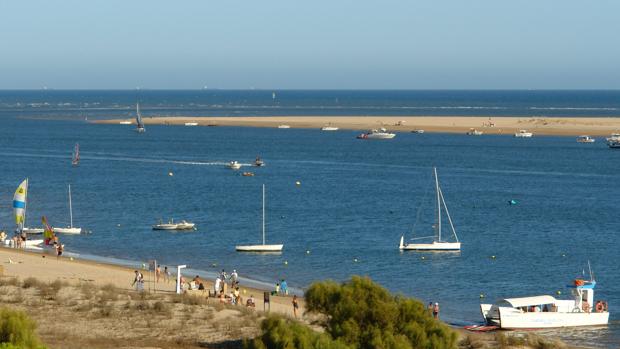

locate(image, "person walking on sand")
(292, 295), (299, 318)
(280, 279), (288, 295)
(433, 302), (440, 319)
(155, 265), (161, 283)
(131, 270), (144, 292)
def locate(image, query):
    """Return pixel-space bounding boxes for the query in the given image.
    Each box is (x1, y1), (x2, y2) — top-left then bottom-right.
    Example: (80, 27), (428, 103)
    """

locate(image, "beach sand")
(0, 247), (302, 318)
(95, 116), (620, 136)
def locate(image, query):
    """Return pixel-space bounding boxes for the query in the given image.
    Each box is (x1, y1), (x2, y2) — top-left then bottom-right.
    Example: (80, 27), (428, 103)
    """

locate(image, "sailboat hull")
(235, 244), (283, 252)
(53, 227), (82, 235)
(400, 241), (461, 251)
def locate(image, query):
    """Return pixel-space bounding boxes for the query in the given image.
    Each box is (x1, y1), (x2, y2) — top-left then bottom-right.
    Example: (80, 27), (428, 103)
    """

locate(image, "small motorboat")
(576, 135), (595, 143)
(254, 157), (265, 167)
(242, 172), (255, 177)
(357, 128), (396, 139)
(277, 125), (291, 129)
(514, 130), (533, 138)
(321, 124), (339, 131)
(411, 129), (425, 134)
(152, 219), (196, 231)
(608, 139), (620, 149)
(228, 161), (242, 170)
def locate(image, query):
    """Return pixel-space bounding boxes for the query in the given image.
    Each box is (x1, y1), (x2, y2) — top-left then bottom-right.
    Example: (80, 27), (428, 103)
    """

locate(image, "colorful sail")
(72, 143), (80, 166)
(42, 216), (54, 240)
(13, 179), (28, 228)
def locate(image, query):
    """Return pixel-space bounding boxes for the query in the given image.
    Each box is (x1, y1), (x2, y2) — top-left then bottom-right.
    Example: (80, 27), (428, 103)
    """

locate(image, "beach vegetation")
(246, 315), (352, 349)
(0, 308), (45, 349)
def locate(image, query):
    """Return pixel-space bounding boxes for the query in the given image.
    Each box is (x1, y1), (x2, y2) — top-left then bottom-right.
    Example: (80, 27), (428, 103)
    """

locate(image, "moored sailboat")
(71, 143), (80, 166)
(53, 185), (82, 235)
(236, 184), (283, 252)
(399, 168), (461, 251)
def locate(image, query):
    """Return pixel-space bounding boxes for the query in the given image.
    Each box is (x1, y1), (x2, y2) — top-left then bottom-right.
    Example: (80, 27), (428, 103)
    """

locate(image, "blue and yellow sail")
(13, 178), (28, 228)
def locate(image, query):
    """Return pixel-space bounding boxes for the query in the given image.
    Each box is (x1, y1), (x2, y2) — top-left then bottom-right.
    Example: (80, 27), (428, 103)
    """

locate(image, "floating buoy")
(479, 294), (485, 298)
(295, 181), (301, 186)
(561, 253), (566, 257)
(353, 258), (358, 263)
(306, 250), (310, 254)
(508, 199), (517, 205)
(168, 172), (174, 176)
(421, 256), (426, 260)
(556, 290), (562, 295)
(117, 224), (121, 227)
(211, 263), (217, 267)
(491, 255), (496, 259)
(284, 261), (288, 265)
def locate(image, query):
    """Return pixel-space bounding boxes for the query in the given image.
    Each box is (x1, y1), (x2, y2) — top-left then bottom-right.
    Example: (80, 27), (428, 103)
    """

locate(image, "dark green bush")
(304, 276), (458, 349)
(246, 316), (352, 349)
(0, 308), (45, 349)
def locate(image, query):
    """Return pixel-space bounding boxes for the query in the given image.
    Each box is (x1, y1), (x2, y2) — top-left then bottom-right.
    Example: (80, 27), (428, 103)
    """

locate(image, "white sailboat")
(236, 184), (284, 252)
(71, 143), (80, 166)
(135, 103), (145, 133)
(53, 185), (82, 234)
(399, 168), (461, 251)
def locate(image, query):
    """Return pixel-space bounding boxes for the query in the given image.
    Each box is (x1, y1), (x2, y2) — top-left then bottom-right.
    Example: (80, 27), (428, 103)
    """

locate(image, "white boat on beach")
(228, 161), (242, 170)
(399, 168), (461, 251)
(236, 184), (283, 252)
(119, 121), (132, 125)
(576, 135), (595, 143)
(277, 125), (291, 129)
(514, 130), (533, 138)
(135, 103), (145, 133)
(357, 128), (396, 139)
(605, 133), (620, 142)
(53, 185), (82, 235)
(467, 128), (483, 136)
(480, 268), (609, 329)
(152, 219), (196, 230)
(184, 122), (198, 126)
(411, 129), (425, 134)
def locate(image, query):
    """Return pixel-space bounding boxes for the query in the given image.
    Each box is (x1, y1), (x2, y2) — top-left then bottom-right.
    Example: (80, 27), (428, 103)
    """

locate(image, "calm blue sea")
(0, 90), (619, 348)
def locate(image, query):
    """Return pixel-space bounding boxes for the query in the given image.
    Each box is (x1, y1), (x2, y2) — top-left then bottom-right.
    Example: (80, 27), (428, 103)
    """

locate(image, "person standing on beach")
(231, 269), (238, 286)
(433, 302), (440, 319)
(164, 266), (170, 284)
(214, 276), (221, 295)
(280, 279), (288, 295)
(155, 265), (161, 283)
(292, 295), (299, 318)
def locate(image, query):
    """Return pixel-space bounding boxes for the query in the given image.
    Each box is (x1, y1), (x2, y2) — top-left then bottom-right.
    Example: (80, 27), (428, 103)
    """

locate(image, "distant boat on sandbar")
(357, 128), (396, 139)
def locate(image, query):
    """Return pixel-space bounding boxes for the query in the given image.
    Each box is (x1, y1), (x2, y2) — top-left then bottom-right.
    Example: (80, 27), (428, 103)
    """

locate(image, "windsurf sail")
(13, 179), (28, 230)
(72, 143), (80, 166)
(136, 103), (144, 128)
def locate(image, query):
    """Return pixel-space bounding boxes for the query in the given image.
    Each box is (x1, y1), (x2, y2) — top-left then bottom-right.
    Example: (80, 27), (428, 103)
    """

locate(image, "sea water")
(0, 90), (619, 347)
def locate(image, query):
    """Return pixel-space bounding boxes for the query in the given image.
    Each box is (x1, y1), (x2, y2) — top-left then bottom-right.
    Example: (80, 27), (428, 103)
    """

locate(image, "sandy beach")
(0, 247), (301, 318)
(95, 116), (620, 136)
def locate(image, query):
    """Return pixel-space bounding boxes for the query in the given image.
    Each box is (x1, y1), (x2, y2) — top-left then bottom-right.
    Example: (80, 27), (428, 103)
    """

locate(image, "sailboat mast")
(68, 185), (73, 228)
(262, 184), (266, 245)
(434, 167), (441, 242)
(438, 186), (458, 242)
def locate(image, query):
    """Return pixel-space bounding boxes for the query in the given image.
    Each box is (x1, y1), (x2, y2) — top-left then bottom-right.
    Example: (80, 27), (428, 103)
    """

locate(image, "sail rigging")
(13, 179), (28, 231)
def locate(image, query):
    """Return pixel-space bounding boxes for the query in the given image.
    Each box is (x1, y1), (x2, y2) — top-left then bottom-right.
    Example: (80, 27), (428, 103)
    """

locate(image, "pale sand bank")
(0, 247), (302, 318)
(94, 116), (620, 136)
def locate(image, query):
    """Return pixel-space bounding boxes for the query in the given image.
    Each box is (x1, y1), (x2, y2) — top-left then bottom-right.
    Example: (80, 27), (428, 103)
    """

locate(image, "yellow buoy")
(556, 290), (562, 295)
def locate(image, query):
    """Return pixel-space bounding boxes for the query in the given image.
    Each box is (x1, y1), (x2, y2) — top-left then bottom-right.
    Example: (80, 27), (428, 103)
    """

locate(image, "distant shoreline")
(92, 116), (620, 137)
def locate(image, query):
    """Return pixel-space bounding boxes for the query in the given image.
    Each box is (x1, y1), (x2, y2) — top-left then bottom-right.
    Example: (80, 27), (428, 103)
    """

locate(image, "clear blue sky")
(1, 0), (619, 89)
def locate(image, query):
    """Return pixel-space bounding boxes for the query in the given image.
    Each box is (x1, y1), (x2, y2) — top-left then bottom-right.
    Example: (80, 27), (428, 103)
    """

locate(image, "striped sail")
(13, 179), (28, 228)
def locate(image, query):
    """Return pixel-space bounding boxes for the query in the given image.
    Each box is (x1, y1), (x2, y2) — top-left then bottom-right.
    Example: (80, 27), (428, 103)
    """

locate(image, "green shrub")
(246, 316), (352, 349)
(0, 308), (45, 349)
(304, 276), (458, 349)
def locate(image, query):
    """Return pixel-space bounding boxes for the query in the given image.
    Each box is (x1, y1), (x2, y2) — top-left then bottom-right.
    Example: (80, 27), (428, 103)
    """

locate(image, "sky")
(1, 0), (619, 89)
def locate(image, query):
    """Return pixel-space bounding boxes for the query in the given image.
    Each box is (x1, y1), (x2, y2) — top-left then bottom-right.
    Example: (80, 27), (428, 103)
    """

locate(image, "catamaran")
(53, 185), (82, 235)
(71, 143), (80, 166)
(10, 179), (44, 245)
(236, 184), (284, 252)
(399, 168), (461, 251)
(135, 103), (145, 133)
